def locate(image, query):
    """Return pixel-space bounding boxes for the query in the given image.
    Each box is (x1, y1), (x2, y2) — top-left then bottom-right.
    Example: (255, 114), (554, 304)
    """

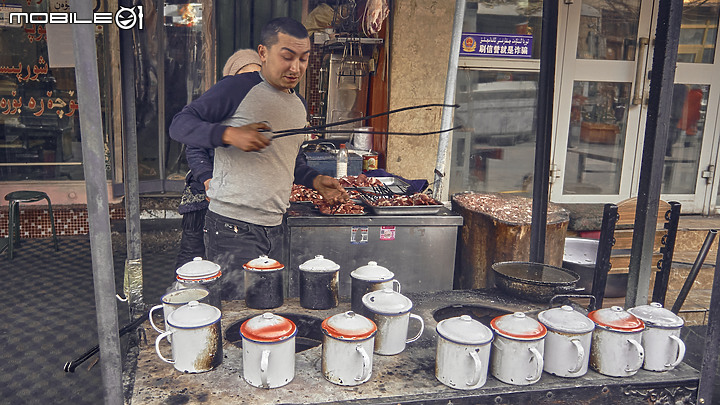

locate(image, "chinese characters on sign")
(460, 33), (533, 58)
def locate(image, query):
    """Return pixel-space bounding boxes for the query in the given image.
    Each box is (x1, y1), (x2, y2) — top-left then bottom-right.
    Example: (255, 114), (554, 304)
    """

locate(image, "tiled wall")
(307, 42), (324, 128)
(0, 205), (126, 239)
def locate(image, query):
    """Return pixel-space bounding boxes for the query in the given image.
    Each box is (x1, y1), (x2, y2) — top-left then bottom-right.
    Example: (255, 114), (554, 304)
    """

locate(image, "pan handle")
(550, 294), (597, 312)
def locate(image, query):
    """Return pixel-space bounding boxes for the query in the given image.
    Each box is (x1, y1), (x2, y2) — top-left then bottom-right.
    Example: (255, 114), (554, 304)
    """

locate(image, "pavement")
(0, 235), (177, 405)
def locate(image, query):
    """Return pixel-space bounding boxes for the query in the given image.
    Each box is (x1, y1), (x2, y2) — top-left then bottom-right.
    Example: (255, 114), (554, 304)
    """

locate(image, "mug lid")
(588, 306), (645, 332)
(243, 255), (284, 271)
(241, 313), (296, 342)
(538, 305), (595, 334)
(176, 257), (220, 279)
(436, 315), (493, 345)
(351, 261), (394, 281)
(299, 255), (340, 272)
(166, 301), (221, 329)
(322, 311), (377, 340)
(628, 302), (684, 328)
(361, 289), (412, 315)
(490, 312), (547, 340)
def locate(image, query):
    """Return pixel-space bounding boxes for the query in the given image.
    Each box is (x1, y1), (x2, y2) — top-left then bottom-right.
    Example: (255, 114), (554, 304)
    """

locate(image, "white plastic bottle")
(336, 143), (348, 178)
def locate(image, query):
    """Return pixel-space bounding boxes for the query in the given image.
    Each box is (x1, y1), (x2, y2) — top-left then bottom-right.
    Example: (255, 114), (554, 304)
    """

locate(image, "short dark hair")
(260, 17), (309, 48)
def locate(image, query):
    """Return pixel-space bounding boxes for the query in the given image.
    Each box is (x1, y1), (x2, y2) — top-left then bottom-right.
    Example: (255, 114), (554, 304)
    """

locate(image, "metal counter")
(285, 203), (463, 297)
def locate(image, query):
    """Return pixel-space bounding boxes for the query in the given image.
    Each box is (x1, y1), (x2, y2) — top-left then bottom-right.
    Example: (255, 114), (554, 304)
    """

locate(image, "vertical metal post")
(591, 204), (618, 311)
(697, 247), (720, 405)
(120, 0), (144, 313)
(652, 201), (681, 306)
(433, 0), (465, 201)
(529, 0), (559, 263)
(626, 0), (683, 308)
(157, 3), (167, 192)
(71, 1), (123, 404)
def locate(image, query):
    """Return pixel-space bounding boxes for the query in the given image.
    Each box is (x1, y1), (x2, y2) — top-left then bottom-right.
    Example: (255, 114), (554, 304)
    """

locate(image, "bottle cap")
(340, 144), (346, 148)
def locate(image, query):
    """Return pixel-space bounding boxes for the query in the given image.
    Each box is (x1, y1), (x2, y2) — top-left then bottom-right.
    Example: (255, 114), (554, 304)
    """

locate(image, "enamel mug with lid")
(240, 312), (296, 388)
(362, 290), (424, 355)
(149, 287), (210, 335)
(537, 305), (595, 378)
(628, 302), (685, 372)
(299, 255), (340, 310)
(154, 300), (223, 373)
(588, 306), (645, 377)
(490, 312), (546, 385)
(321, 311), (377, 385)
(176, 257), (222, 309)
(435, 315), (493, 390)
(350, 261), (401, 317)
(243, 255), (285, 310)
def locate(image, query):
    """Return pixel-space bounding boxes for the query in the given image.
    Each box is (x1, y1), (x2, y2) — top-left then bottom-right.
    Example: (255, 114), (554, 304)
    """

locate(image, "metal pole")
(71, 1), (123, 403)
(119, 0), (144, 314)
(626, 0), (683, 308)
(591, 204), (618, 311)
(529, 0), (559, 263)
(433, 0), (465, 201)
(670, 229), (717, 314)
(697, 246), (720, 405)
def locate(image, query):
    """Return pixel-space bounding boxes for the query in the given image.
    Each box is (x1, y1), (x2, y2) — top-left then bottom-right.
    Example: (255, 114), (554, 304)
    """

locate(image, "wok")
(492, 261), (583, 303)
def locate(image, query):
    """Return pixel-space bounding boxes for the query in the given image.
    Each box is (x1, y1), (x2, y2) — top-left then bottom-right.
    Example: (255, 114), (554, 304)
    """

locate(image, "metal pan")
(492, 261), (582, 303)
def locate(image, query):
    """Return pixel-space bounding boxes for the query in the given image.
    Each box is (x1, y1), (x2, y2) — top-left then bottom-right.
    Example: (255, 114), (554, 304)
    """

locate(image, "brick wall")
(0, 205), (126, 239)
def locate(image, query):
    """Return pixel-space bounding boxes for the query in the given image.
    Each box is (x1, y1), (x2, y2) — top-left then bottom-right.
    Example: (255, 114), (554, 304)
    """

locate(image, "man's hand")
(312, 175), (349, 205)
(221, 122), (272, 151)
(204, 178), (211, 202)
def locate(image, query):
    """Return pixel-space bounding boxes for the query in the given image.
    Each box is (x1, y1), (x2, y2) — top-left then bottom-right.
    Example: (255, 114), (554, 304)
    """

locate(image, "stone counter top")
(129, 290), (699, 404)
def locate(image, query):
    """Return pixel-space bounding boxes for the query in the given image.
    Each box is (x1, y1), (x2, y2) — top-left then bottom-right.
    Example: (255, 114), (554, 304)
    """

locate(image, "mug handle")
(260, 349), (271, 388)
(568, 339), (585, 374)
(148, 304), (165, 334)
(625, 338), (645, 373)
(526, 346), (543, 383)
(154, 330), (174, 364)
(406, 314), (425, 344)
(667, 335), (686, 369)
(467, 350), (483, 387)
(355, 344), (371, 382)
(391, 279), (401, 293)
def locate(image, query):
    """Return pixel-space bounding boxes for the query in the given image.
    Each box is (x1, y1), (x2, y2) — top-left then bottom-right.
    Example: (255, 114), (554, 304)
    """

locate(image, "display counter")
(127, 290), (700, 404)
(285, 202), (463, 297)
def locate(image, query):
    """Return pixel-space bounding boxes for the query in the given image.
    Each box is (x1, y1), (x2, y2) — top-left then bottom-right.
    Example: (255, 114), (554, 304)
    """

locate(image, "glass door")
(551, 0), (655, 203)
(552, 0), (720, 214)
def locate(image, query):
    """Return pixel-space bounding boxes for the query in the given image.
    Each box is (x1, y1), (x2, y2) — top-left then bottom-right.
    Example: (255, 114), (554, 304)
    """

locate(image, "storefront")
(448, 0), (720, 215)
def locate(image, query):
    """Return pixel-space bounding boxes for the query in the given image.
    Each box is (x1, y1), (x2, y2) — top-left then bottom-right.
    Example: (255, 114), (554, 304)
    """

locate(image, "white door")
(550, 0), (720, 213)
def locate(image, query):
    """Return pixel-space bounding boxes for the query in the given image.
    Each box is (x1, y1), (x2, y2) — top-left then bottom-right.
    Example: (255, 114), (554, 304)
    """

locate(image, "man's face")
(258, 32), (311, 91)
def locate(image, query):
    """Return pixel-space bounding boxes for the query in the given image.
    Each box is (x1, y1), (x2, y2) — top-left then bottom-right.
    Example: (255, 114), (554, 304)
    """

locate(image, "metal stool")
(5, 191), (59, 259)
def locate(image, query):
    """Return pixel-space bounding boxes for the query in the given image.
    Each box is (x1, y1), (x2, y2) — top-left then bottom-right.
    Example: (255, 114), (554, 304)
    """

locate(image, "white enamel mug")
(629, 302), (685, 371)
(537, 306), (595, 378)
(154, 301), (223, 373)
(321, 311), (377, 385)
(362, 290), (424, 355)
(240, 313), (297, 389)
(490, 312), (546, 385)
(588, 306), (645, 377)
(435, 315), (493, 390)
(149, 287), (210, 334)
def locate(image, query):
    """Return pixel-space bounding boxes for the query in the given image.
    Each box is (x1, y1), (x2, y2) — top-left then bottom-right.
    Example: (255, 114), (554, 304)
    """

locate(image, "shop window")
(0, 1), (113, 182)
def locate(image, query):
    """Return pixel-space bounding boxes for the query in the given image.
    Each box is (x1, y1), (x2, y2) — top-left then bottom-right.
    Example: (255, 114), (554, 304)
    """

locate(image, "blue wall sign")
(460, 33), (533, 58)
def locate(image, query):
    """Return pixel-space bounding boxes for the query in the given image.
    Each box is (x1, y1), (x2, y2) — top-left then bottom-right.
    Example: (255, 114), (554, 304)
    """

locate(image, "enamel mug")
(588, 306), (645, 377)
(154, 300), (223, 373)
(537, 305), (595, 378)
(243, 255), (285, 310)
(321, 311), (377, 385)
(176, 257), (222, 309)
(490, 312), (546, 385)
(240, 313), (296, 389)
(149, 287), (210, 335)
(362, 290), (424, 355)
(350, 261), (401, 318)
(628, 302), (685, 372)
(435, 315), (493, 390)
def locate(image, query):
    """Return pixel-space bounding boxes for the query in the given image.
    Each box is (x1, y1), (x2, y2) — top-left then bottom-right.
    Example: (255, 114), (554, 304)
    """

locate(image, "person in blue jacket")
(176, 49), (264, 270)
(169, 18), (347, 300)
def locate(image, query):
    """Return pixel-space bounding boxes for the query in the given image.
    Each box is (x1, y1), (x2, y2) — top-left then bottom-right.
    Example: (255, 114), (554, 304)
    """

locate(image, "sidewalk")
(0, 235), (177, 405)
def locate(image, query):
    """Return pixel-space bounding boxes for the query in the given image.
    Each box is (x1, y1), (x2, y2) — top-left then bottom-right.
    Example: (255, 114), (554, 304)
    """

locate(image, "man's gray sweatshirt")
(169, 71), (318, 226)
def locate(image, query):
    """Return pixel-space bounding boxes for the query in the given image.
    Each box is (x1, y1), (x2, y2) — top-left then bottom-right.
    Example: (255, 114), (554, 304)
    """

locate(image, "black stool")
(5, 191), (59, 259)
